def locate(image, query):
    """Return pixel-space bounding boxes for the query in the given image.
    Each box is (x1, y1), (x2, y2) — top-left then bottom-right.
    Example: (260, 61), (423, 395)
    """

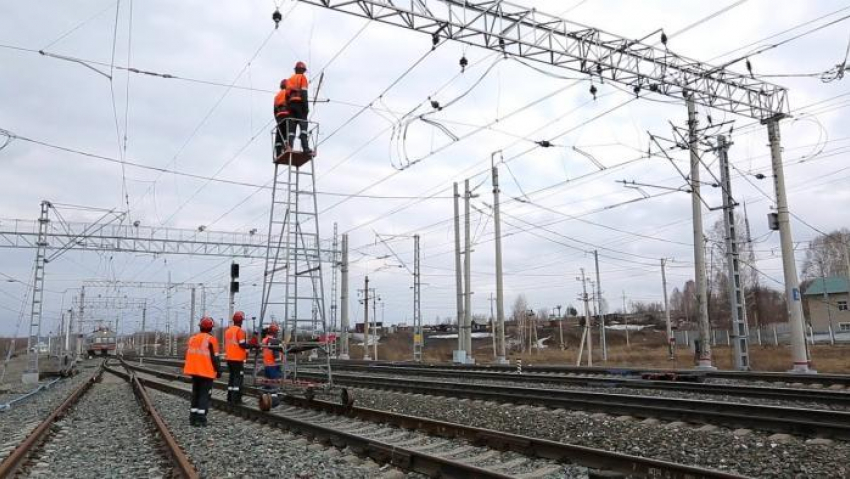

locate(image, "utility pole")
(77, 286), (85, 357)
(340, 234), (350, 359)
(687, 95), (713, 369)
(489, 293), (496, 358)
(463, 179), (473, 362)
(413, 234), (423, 362)
(577, 269), (593, 366)
(593, 250), (607, 361)
(820, 270), (835, 345)
(362, 276), (371, 360)
(492, 159), (508, 364)
(166, 272), (173, 356)
(556, 305), (564, 350)
(189, 286), (196, 336)
(372, 293), (379, 360)
(453, 182), (465, 363)
(622, 291), (630, 347)
(331, 222), (339, 335)
(661, 259), (674, 360)
(766, 118), (812, 373)
(140, 305), (147, 357)
(718, 135), (751, 370)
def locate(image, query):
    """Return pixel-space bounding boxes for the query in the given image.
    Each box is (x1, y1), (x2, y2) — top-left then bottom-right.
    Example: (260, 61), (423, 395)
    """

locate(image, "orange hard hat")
(268, 323), (280, 334)
(295, 61), (307, 71)
(199, 317), (214, 331)
(233, 311), (245, 323)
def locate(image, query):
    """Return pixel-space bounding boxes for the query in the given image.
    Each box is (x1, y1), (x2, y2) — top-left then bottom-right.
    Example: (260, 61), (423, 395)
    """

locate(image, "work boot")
(189, 412), (199, 427)
(198, 414), (208, 427)
(234, 391), (242, 405)
(300, 135), (312, 155)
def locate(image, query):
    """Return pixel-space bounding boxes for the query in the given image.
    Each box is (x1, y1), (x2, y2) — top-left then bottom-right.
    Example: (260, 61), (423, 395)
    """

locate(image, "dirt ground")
(354, 330), (850, 373)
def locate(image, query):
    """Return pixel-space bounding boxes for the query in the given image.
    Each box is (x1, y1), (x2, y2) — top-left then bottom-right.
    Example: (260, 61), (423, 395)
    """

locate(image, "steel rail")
(293, 371), (850, 440)
(119, 359), (743, 479)
(0, 365), (103, 477)
(112, 361), (200, 479)
(317, 363), (850, 406)
(329, 359), (850, 387)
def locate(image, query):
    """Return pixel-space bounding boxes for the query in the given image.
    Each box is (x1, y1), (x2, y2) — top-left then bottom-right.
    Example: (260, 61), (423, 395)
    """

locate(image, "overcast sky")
(1, 0), (849, 337)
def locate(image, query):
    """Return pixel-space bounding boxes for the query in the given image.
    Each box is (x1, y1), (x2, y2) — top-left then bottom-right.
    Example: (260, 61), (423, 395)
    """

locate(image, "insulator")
(430, 100), (441, 110)
(589, 84), (598, 100)
(537, 140), (552, 148)
(272, 9), (282, 28)
(432, 33), (439, 48)
(660, 31), (668, 46)
(633, 84), (641, 97)
(707, 114), (713, 125)
(459, 55), (468, 71)
(596, 63), (603, 75)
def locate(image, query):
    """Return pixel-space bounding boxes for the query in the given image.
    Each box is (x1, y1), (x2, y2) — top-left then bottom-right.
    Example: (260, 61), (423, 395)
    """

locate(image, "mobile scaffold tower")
(258, 121), (352, 407)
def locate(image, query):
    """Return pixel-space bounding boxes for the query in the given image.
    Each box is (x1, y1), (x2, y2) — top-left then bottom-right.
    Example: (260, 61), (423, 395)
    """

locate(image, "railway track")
(294, 371), (850, 440)
(121, 359), (741, 478)
(137, 357), (850, 439)
(330, 359), (850, 388)
(0, 361), (198, 478)
(317, 363), (850, 407)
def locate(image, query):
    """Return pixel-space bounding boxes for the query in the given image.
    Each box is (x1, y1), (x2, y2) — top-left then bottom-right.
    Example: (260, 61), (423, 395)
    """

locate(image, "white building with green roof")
(803, 277), (850, 335)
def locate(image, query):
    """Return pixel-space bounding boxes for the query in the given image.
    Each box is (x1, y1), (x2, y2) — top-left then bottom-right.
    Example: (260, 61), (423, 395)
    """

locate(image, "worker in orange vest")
(273, 79), (291, 158)
(184, 316), (221, 427)
(261, 323), (285, 406)
(224, 311), (249, 404)
(286, 61), (311, 155)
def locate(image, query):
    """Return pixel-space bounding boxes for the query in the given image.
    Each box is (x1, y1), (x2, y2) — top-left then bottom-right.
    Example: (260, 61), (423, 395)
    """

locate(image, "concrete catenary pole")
(363, 275), (370, 360)
(339, 234), (350, 359)
(492, 162), (507, 363)
(140, 305), (147, 357)
(661, 258), (674, 359)
(453, 182), (465, 362)
(77, 286), (85, 357)
(464, 179), (473, 360)
(687, 95), (713, 369)
(765, 118), (811, 372)
(593, 250), (607, 361)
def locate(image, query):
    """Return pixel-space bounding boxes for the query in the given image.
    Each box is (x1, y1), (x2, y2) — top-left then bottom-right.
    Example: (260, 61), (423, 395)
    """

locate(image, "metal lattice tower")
(259, 125), (332, 381)
(25, 201), (50, 379)
(413, 234), (423, 361)
(718, 135), (750, 370)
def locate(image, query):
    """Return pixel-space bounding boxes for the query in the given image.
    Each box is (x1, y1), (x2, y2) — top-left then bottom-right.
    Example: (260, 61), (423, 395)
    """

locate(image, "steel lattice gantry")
(297, 0), (788, 119)
(298, 0), (814, 372)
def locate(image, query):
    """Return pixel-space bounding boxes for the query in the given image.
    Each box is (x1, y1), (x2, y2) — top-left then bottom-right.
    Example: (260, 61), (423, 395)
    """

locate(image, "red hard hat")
(295, 61), (307, 71)
(268, 323), (280, 334)
(199, 317), (214, 330)
(233, 311), (245, 323)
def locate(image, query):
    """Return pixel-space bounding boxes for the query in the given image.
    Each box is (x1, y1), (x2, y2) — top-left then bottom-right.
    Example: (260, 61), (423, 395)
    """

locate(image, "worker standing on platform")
(273, 79), (291, 158)
(184, 317), (221, 427)
(224, 311), (249, 404)
(261, 323), (285, 406)
(286, 61), (311, 155)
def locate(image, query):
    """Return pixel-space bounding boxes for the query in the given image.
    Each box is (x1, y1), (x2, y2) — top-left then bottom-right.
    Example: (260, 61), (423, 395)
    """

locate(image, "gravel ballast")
(22, 372), (170, 478)
(352, 388), (850, 478)
(0, 363), (100, 463)
(147, 387), (391, 478)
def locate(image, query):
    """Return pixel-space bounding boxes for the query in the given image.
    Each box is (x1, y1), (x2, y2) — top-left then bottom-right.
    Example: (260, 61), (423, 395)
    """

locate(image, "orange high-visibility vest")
(286, 73), (308, 102)
(274, 90), (289, 117)
(224, 325), (247, 362)
(262, 336), (281, 366)
(184, 333), (219, 379)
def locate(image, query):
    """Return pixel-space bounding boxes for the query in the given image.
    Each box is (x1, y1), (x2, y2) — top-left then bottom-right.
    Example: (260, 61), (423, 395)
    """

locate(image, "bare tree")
(801, 228), (850, 279)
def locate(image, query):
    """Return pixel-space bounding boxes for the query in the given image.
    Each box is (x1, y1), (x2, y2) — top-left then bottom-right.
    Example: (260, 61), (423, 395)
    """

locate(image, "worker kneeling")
(261, 323), (285, 409)
(224, 310), (250, 404)
(184, 316), (221, 427)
